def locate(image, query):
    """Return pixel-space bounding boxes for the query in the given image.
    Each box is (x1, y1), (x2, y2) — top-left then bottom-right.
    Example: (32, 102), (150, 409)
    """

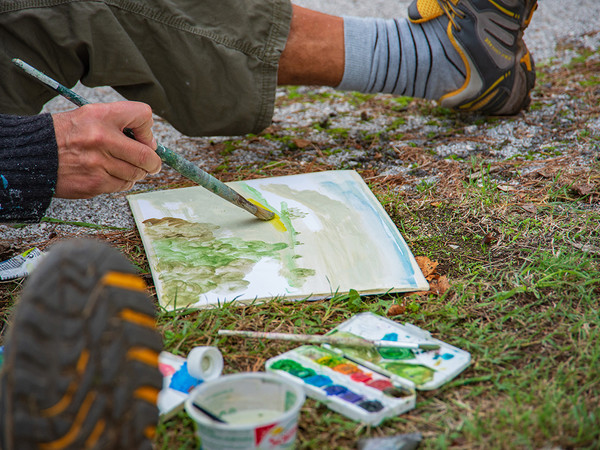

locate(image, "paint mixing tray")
(326, 312), (471, 390)
(266, 313), (471, 424)
(266, 345), (416, 426)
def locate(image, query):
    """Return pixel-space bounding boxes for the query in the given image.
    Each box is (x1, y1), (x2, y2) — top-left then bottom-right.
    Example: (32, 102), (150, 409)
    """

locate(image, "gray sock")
(337, 16), (465, 100)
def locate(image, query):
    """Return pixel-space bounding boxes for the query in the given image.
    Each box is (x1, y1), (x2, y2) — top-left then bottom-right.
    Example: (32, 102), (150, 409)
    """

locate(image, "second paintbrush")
(12, 58), (274, 221)
(218, 330), (441, 351)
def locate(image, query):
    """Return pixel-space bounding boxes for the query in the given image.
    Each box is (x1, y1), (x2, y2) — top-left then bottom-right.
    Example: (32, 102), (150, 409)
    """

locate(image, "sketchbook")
(128, 170), (428, 310)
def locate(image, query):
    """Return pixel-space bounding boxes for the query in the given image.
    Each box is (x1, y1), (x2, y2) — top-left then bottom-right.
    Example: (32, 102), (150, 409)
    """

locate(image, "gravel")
(2, 0), (599, 247)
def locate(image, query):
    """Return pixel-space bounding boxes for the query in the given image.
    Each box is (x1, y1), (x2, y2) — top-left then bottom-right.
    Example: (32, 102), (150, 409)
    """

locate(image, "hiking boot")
(408, 0), (538, 115)
(0, 239), (163, 450)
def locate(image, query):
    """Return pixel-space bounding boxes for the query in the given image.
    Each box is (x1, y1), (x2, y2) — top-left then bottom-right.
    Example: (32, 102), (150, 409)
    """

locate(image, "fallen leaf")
(0, 242), (21, 261)
(429, 275), (451, 295)
(293, 138), (311, 149)
(211, 142), (226, 153)
(520, 203), (537, 214)
(535, 168), (557, 179)
(572, 183), (595, 197)
(415, 256), (439, 279)
(406, 291), (430, 297)
(569, 241), (600, 255)
(388, 303), (406, 317)
(469, 170), (483, 180)
(483, 233), (497, 245)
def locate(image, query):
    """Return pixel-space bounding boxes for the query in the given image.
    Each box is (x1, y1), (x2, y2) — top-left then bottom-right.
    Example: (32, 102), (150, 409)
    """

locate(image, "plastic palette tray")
(266, 345), (416, 426)
(266, 312), (471, 424)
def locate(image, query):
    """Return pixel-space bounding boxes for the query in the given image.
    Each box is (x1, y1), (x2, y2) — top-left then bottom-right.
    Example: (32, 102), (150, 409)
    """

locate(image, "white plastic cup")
(185, 372), (306, 449)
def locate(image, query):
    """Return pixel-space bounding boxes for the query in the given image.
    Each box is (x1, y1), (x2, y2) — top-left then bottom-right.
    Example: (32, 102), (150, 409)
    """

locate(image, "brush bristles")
(254, 207), (275, 221)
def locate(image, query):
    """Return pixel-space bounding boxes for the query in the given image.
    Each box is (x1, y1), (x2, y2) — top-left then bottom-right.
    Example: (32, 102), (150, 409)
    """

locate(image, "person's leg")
(277, 6), (344, 87)
(279, 1), (538, 115)
(278, 5), (464, 97)
(0, 238), (162, 449)
(0, 0), (537, 139)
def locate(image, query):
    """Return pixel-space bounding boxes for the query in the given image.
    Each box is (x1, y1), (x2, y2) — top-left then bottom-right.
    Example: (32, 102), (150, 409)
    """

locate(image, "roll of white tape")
(186, 346), (223, 381)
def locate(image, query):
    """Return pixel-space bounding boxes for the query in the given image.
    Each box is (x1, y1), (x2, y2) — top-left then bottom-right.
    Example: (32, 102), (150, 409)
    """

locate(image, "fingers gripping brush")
(13, 58), (275, 221)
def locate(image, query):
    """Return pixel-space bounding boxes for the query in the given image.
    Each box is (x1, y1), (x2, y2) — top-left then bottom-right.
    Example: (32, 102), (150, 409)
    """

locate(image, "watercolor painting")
(127, 170), (429, 310)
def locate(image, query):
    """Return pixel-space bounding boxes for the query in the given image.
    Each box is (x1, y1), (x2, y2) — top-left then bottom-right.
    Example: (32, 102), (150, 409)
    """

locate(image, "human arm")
(0, 101), (162, 223)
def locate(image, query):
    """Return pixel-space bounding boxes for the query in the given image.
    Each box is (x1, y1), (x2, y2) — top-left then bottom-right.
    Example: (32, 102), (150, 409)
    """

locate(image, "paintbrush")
(217, 330), (441, 351)
(12, 58), (275, 221)
(191, 401), (227, 424)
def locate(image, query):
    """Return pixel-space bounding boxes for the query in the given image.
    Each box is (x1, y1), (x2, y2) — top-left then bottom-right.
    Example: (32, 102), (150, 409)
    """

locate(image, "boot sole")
(0, 239), (162, 450)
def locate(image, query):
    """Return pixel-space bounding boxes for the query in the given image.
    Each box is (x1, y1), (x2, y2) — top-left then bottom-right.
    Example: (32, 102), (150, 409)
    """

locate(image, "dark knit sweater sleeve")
(0, 113), (58, 223)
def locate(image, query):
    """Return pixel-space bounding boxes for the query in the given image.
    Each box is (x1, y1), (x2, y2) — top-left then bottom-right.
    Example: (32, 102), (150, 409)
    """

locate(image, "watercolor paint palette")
(326, 313), (471, 390)
(127, 170), (429, 310)
(266, 313), (471, 424)
(266, 345), (416, 425)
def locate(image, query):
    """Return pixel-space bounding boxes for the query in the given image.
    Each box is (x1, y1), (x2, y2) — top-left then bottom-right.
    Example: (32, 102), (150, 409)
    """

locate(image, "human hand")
(51, 101), (162, 198)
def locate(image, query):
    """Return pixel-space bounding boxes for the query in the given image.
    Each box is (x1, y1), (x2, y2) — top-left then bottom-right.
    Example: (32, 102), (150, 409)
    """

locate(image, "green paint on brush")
(327, 331), (382, 362)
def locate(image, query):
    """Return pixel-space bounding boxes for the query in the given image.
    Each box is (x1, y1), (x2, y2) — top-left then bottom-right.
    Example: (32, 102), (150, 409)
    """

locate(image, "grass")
(1, 39), (600, 449)
(143, 183), (598, 449)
